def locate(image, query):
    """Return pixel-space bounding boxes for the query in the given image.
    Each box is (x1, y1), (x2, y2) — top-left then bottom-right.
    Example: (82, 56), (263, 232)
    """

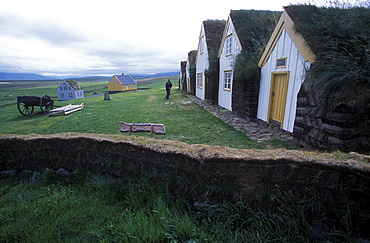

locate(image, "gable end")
(258, 11), (315, 67)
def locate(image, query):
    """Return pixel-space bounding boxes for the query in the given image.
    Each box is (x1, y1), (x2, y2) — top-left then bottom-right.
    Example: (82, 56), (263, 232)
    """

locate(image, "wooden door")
(268, 73), (289, 127)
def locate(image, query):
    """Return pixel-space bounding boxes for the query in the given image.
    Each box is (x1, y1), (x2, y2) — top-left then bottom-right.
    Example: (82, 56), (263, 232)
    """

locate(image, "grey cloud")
(0, 12), (180, 76)
(0, 13), (87, 45)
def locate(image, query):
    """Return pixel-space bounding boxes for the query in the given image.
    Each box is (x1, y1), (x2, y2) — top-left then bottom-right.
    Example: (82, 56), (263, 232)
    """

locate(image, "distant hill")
(0, 72), (50, 81)
(0, 71), (179, 81)
(75, 72), (179, 80)
(131, 72), (179, 80)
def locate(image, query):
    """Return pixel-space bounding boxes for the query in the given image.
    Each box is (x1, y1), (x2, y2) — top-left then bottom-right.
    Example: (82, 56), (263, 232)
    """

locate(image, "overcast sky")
(0, 0), (301, 77)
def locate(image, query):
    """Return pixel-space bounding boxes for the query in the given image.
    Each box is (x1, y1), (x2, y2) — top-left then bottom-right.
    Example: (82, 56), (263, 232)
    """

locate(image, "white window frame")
(226, 35), (232, 55)
(196, 73), (203, 88)
(199, 35), (204, 54)
(224, 71), (232, 90)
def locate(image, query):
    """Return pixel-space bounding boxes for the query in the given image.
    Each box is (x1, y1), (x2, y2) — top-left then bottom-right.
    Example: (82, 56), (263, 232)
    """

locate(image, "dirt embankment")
(1, 133), (370, 237)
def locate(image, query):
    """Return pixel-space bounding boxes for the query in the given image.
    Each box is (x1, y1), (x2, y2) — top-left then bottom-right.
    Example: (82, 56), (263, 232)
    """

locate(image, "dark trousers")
(166, 89), (171, 99)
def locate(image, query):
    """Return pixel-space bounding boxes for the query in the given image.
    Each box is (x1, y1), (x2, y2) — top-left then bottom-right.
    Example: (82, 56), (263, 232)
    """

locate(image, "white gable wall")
(218, 20), (241, 111)
(195, 24), (209, 100)
(57, 81), (84, 101)
(257, 29), (309, 132)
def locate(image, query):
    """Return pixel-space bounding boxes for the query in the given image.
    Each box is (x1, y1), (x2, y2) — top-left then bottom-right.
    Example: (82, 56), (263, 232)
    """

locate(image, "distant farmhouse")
(108, 73), (137, 92)
(56, 80), (84, 101)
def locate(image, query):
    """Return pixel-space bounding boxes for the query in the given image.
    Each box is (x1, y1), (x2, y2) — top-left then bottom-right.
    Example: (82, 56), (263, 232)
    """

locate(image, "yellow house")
(108, 73), (137, 92)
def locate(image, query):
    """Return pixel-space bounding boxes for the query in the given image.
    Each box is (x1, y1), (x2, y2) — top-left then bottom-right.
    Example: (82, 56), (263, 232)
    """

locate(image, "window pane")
(224, 72), (231, 89)
(226, 36), (232, 54)
(276, 58), (287, 67)
(197, 73), (203, 88)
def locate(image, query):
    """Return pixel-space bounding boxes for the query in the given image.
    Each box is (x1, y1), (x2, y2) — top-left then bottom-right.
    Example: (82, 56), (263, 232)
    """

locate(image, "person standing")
(165, 79), (172, 99)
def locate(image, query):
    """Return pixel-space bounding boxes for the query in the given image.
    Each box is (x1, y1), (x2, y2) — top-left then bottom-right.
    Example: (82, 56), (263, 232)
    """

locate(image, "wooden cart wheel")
(17, 102), (34, 116)
(40, 95), (54, 114)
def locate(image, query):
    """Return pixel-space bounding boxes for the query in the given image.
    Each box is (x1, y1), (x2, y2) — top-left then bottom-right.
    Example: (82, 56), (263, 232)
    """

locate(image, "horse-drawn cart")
(17, 95), (54, 116)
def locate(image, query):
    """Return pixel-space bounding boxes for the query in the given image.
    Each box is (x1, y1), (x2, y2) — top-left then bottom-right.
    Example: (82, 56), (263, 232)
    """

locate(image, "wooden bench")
(119, 122), (166, 137)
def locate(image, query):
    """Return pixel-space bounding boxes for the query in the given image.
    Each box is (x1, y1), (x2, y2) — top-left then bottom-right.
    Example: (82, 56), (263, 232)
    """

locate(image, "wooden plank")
(119, 122), (166, 137)
(64, 104), (85, 115)
(48, 103), (84, 116)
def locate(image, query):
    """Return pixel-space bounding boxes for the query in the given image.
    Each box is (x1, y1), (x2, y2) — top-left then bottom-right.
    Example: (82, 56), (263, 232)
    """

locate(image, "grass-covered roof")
(230, 10), (282, 55)
(65, 80), (82, 90)
(285, 5), (370, 113)
(188, 50), (197, 65)
(203, 19), (226, 58)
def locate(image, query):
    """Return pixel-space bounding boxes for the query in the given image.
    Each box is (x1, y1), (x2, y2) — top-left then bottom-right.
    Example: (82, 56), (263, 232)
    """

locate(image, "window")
(276, 58), (287, 68)
(226, 36), (232, 55)
(60, 93), (64, 98)
(224, 71), (231, 90)
(199, 36), (204, 54)
(196, 73), (203, 88)
(64, 86), (67, 91)
(60, 87), (62, 90)
(69, 93), (73, 98)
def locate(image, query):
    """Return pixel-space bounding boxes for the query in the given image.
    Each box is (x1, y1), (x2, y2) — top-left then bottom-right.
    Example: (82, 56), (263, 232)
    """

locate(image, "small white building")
(257, 10), (315, 132)
(217, 10), (281, 115)
(218, 14), (241, 111)
(195, 22), (208, 100)
(195, 19), (225, 103)
(56, 80), (84, 101)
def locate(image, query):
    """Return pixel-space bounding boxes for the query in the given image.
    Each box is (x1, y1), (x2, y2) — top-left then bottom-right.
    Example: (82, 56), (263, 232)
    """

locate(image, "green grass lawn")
(0, 77), (262, 149)
(1, 171), (336, 243)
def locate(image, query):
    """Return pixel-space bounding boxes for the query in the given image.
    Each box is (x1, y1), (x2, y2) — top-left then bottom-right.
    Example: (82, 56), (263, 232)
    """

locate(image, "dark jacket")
(165, 81), (172, 90)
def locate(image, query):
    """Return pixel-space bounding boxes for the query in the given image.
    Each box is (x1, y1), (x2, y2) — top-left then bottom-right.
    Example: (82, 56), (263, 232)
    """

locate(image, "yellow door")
(268, 73), (289, 127)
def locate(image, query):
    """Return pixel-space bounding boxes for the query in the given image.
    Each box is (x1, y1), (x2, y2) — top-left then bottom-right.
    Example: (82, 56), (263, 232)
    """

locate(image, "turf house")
(185, 50), (197, 95)
(257, 5), (370, 153)
(108, 73), (137, 92)
(56, 80), (84, 101)
(218, 10), (281, 118)
(178, 61), (187, 91)
(195, 19), (225, 104)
